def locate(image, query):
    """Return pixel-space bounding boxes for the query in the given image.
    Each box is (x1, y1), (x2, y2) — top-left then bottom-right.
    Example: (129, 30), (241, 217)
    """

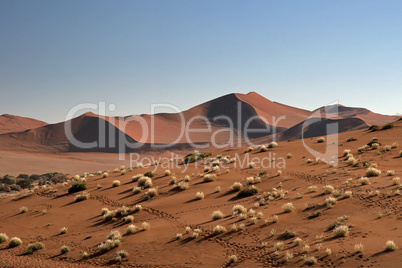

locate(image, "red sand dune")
(0, 120), (401, 267)
(0, 114), (47, 135)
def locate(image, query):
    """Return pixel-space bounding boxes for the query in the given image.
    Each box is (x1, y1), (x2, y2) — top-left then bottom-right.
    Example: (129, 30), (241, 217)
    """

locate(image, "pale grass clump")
(9, 237), (22, 248)
(325, 196), (337, 206)
(231, 182), (242, 191)
(98, 239), (120, 252)
(360, 177), (370, 185)
(308, 185), (318, 192)
(274, 241), (284, 250)
(102, 172), (109, 178)
(354, 243), (364, 253)
(117, 250), (129, 258)
(287, 153), (292, 159)
(20, 206), (28, 213)
(120, 170), (126, 175)
(137, 176), (153, 188)
(74, 192), (90, 202)
(277, 170), (283, 176)
(317, 137), (325, 143)
(60, 227), (68, 234)
(211, 210), (225, 220)
(131, 174), (143, 182)
(126, 224), (138, 234)
(0, 233), (8, 243)
(141, 222), (151, 231)
(228, 255), (238, 263)
(323, 185), (334, 194)
(249, 217), (258, 225)
(293, 237), (302, 246)
(386, 170), (396, 176)
(112, 180), (121, 187)
(232, 204), (247, 215)
(195, 192), (204, 200)
(268, 142), (278, 148)
(306, 159), (313, 164)
(284, 251), (293, 262)
(248, 162), (256, 169)
(164, 170), (171, 176)
(203, 174), (216, 182)
(61, 245), (70, 254)
(176, 233), (183, 239)
(134, 204), (142, 212)
(269, 229), (277, 237)
(212, 225), (227, 234)
(303, 255), (317, 265)
(343, 149), (351, 157)
(27, 242), (45, 254)
(108, 230), (122, 240)
(384, 240), (398, 251)
(132, 187), (142, 194)
(282, 202), (295, 213)
(365, 167), (381, 177)
(214, 186), (221, 193)
(185, 226), (192, 234)
(325, 248), (332, 256)
(184, 175), (191, 182)
(144, 188), (158, 200)
(238, 213), (247, 220)
(124, 215), (134, 223)
(247, 209), (256, 217)
(271, 215), (279, 223)
(333, 225), (349, 237)
(392, 177), (401, 185)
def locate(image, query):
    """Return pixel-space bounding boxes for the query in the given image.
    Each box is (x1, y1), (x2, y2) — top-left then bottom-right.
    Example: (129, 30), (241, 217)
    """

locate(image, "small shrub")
(343, 191), (352, 198)
(333, 225), (349, 237)
(323, 185), (334, 194)
(144, 171), (154, 178)
(121, 170), (126, 175)
(27, 242), (44, 254)
(268, 142), (278, 148)
(131, 174), (143, 182)
(308, 185), (318, 192)
(392, 177), (401, 185)
(124, 215), (134, 223)
(176, 233), (183, 239)
(144, 188), (158, 200)
(0, 233), (9, 243)
(132, 187), (142, 194)
(306, 159), (313, 164)
(74, 192), (90, 202)
(60, 227), (68, 234)
(108, 230), (122, 240)
(381, 123), (394, 130)
(368, 125), (379, 131)
(61, 245), (70, 254)
(141, 222), (150, 230)
(203, 174), (216, 182)
(8, 237), (22, 248)
(20, 206), (28, 213)
(386, 170), (396, 176)
(293, 237), (302, 246)
(277, 170), (282, 176)
(354, 243), (364, 253)
(359, 177), (370, 185)
(274, 242), (284, 250)
(384, 240), (397, 251)
(303, 255), (317, 265)
(284, 251), (294, 262)
(231, 182), (242, 191)
(317, 137), (325, 143)
(366, 167), (381, 177)
(195, 192), (204, 200)
(232, 204), (247, 215)
(271, 215), (279, 223)
(280, 230), (295, 239)
(211, 210), (225, 220)
(137, 176), (152, 188)
(214, 186), (221, 193)
(82, 252), (89, 259)
(282, 202), (295, 213)
(68, 182), (87, 193)
(164, 170), (171, 176)
(237, 186), (259, 197)
(126, 224), (138, 234)
(248, 162), (256, 169)
(212, 225), (227, 234)
(98, 239), (120, 252)
(228, 255), (238, 263)
(325, 197), (337, 206)
(112, 180), (121, 187)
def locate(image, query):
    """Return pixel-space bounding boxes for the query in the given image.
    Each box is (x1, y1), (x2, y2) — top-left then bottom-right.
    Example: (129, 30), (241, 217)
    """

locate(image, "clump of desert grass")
(164, 170), (171, 176)
(60, 245), (70, 254)
(384, 240), (398, 251)
(231, 204), (247, 215)
(212, 225), (227, 234)
(112, 180), (121, 187)
(60, 227), (68, 234)
(333, 225), (349, 237)
(131, 174), (143, 182)
(141, 222), (150, 231)
(195, 192), (204, 200)
(74, 192), (90, 202)
(274, 241), (284, 250)
(171, 181), (189, 191)
(0, 233), (9, 243)
(323, 185), (334, 194)
(203, 174), (216, 182)
(282, 202), (295, 213)
(19, 206), (28, 213)
(293, 237), (302, 246)
(386, 170), (396, 176)
(392, 177), (401, 185)
(27, 242), (44, 254)
(126, 224), (138, 234)
(228, 255), (238, 263)
(365, 167), (381, 177)
(8, 237), (22, 248)
(248, 162), (256, 169)
(277, 170), (282, 176)
(245, 147), (254, 153)
(354, 243), (364, 253)
(325, 248), (332, 256)
(211, 210), (225, 220)
(317, 137), (325, 143)
(137, 176), (153, 188)
(308, 185), (318, 192)
(231, 182), (242, 191)
(359, 177), (370, 185)
(325, 196), (337, 207)
(123, 215), (134, 223)
(98, 239), (121, 252)
(175, 233), (183, 239)
(144, 188), (158, 200)
(303, 255), (317, 265)
(132, 187), (142, 194)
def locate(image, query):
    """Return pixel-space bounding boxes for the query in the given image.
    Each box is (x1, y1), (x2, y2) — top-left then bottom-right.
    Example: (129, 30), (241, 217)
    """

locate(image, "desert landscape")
(1, 1), (401, 267)
(1, 91), (401, 267)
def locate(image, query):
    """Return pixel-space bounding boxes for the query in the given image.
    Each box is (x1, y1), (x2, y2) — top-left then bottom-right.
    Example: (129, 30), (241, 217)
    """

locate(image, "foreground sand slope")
(0, 121), (401, 267)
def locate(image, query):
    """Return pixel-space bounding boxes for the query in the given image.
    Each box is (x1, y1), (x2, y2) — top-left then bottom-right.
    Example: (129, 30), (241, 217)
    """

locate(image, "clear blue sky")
(1, 0), (401, 123)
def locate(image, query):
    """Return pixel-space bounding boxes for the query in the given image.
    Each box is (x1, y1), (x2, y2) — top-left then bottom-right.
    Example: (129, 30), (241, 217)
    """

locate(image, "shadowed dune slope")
(0, 114), (48, 134)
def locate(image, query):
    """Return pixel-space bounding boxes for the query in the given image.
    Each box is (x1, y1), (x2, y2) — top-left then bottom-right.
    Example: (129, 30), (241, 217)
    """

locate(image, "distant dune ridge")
(0, 92), (394, 153)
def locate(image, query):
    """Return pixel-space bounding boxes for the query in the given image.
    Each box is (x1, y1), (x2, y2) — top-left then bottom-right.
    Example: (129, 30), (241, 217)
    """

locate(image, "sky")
(0, 0), (401, 123)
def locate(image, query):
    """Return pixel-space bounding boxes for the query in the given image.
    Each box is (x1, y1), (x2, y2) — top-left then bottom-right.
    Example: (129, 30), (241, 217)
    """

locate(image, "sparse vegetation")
(212, 225), (227, 234)
(19, 206), (28, 213)
(231, 182), (242, 191)
(308, 185), (318, 192)
(333, 225), (349, 237)
(303, 255), (317, 265)
(282, 202), (295, 213)
(317, 137), (325, 143)
(8, 237), (22, 248)
(195, 192), (204, 200)
(228, 255), (238, 263)
(365, 167), (381, 177)
(211, 210), (225, 220)
(141, 222), (150, 230)
(387, 170), (396, 176)
(359, 177), (370, 185)
(381, 123), (394, 130)
(126, 224), (138, 234)
(60, 227), (68, 234)
(137, 176), (153, 188)
(74, 192), (90, 202)
(27, 242), (45, 254)
(237, 185), (259, 197)
(0, 233), (8, 243)
(384, 240), (397, 251)
(112, 180), (121, 187)
(323, 185), (334, 194)
(61, 245), (70, 254)
(354, 243), (364, 253)
(144, 188), (158, 200)
(203, 174), (216, 182)
(68, 181), (87, 193)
